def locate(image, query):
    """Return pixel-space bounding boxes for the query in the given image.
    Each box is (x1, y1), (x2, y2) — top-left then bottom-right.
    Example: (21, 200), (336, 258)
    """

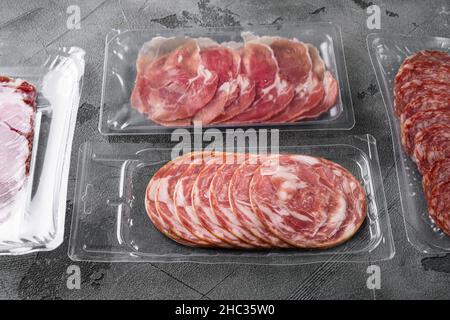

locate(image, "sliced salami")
(400, 94), (450, 123)
(422, 158), (450, 201)
(413, 124), (450, 174)
(427, 181), (450, 236)
(209, 160), (271, 248)
(249, 155), (366, 248)
(401, 109), (450, 155)
(228, 156), (292, 247)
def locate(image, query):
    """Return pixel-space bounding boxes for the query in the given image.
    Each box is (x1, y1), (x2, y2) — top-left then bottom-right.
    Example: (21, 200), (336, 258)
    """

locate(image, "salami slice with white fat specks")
(423, 158), (450, 201)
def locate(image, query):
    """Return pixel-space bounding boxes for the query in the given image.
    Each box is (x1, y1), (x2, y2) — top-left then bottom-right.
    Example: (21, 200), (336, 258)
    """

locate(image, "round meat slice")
(228, 156), (291, 247)
(400, 94), (450, 123)
(193, 42), (241, 125)
(249, 155), (366, 248)
(401, 50), (450, 68)
(427, 181), (450, 236)
(145, 154), (198, 245)
(173, 153), (232, 247)
(413, 124), (450, 174)
(401, 109), (450, 155)
(155, 152), (212, 246)
(294, 71), (339, 121)
(394, 79), (450, 116)
(225, 42), (294, 123)
(192, 159), (253, 248)
(209, 160), (271, 248)
(423, 158), (450, 201)
(0, 122), (29, 222)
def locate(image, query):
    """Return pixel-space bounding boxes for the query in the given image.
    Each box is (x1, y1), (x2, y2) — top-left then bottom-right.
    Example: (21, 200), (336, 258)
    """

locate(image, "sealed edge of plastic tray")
(98, 22), (355, 136)
(0, 47), (85, 255)
(367, 32), (450, 254)
(68, 134), (394, 264)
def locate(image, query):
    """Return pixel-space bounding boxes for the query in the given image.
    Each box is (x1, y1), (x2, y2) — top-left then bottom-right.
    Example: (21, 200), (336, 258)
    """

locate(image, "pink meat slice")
(192, 42), (241, 125)
(131, 38), (219, 122)
(294, 71), (339, 121)
(228, 155), (291, 247)
(413, 124), (450, 175)
(192, 157), (252, 248)
(225, 42), (294, 123)
(209, 159), (271, 248)
(307, 44), (326, 81)
(249, 154), (366, 248)
(400, 94), (450, 123)
(155, 152), (211, 246)
(0, 122), (29, 222)
(173, 153), (232, 247)
(401, 109), (450, 155)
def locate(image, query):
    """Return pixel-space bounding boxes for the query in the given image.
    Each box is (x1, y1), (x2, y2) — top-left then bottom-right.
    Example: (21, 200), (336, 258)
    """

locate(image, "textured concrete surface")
(0, 0), (449, 300)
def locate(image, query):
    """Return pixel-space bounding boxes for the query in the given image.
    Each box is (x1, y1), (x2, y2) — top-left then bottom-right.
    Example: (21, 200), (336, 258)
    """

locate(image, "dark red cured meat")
(145, 154), (199, 246)
(209, 159), (271, 248)
(394, 79), (450, 116)
(400, 94), (450, 123)
(426, 181), (450, 236)
(401, 50), (450, 67)
(131, 39), (219, 122)
(423, 158), (450, 201)
(225, 42), (294, 123)
(155, 152), (211, 246)
(413, 124), (450, 174)
(228, 155), (291, 247)
(193, 44), (241, 124)
(173, 153), (231, 247)
(294, 71), (339, 121)
(401, 110), (450, 155)
(249, 155), (366, 248)
(192, 157), (252, 248)
(264, 38), (325, 123)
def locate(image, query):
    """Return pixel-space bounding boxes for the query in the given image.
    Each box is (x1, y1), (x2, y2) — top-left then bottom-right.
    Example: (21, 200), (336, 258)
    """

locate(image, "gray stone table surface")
(0, 0), (449, 300)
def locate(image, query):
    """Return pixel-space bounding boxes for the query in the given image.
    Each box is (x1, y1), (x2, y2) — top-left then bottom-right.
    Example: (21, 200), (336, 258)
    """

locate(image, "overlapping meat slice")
(173, 153), (232, 247)
(426, 181), (450, 236)
(209, 157), (271, 248)
(192, 155), (253, 248)
(401, 110), (450, 155)
(249, 154), (366, 248)
(224, 41), (294, 123)
(228, 155), (291, 247)
(131, 37), (219, 123)
(400, 94), (450, 123)
(423, 158), (450, 201)
(413, 124), (450, 174)
(192, 40), (241, 124)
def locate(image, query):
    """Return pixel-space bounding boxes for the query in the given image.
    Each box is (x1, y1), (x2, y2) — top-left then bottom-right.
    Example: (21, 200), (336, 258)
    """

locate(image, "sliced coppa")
(192, 41), (241, 125)
(192, 157), (253, 248)
(400, 94), (450, 123)
(173, 153), (232, 248)
(209, 159), (272, 248)
(249, 155), (366, 248)
(131, 38), (219, 123)
(401, 110), (450, 155)
(413, 124), (450, 175)
(225, 42), (294, 123)
(422, 158), (450, 201)
(228, 156), (292, 247)
(0, 122), (29, 222)
(154, 152), (212, 246)
(427, 181), (450, 236)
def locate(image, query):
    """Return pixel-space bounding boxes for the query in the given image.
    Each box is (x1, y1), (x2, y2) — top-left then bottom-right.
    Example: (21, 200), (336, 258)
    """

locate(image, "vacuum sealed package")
(0, 42), (85, 255)
(367, 33), (450, 253)
(69, 134), (394, 264)
(99, 23), (355, 135)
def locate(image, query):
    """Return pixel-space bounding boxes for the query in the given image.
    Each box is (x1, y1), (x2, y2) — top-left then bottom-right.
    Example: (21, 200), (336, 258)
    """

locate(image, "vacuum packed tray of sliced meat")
(368, 33), (450, 253)
(99, 23), (354, 135)
(69, 135), (394, 264)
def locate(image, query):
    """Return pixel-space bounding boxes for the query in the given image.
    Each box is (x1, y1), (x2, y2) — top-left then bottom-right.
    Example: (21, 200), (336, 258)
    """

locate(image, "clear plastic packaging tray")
(68, 134), (394, 264)
(367, 33), (450, 253)
(99, 22), (355, 135)
(0, 45), (85, 255)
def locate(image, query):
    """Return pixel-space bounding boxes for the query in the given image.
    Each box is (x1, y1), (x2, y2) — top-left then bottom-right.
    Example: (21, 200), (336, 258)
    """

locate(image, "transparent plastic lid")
(99, 22), (355, 135)
(69, 134), (394, 264)
(0, 44), (85, 255)
(367, 33), (450, 254)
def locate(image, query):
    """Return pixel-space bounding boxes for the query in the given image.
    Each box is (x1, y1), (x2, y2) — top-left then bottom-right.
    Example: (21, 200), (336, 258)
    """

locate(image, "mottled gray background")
(0, 0), (449, 300)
